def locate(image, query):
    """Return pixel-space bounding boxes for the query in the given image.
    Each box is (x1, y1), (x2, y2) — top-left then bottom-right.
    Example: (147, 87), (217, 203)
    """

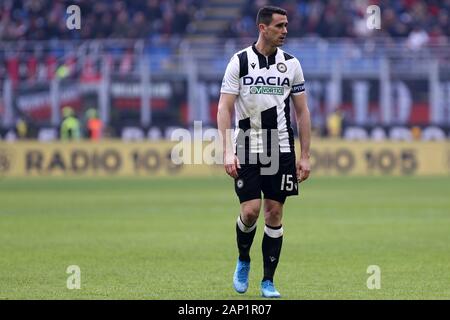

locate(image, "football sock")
(236, 215), (257, 262)
(262, 224), (283, 282)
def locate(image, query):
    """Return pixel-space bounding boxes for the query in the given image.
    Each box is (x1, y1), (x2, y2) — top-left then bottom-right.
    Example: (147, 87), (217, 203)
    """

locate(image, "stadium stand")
(1, 0), (448, 41)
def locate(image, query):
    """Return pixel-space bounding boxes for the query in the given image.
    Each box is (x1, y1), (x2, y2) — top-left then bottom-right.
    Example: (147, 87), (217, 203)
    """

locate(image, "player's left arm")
(291, 92), (311, 182)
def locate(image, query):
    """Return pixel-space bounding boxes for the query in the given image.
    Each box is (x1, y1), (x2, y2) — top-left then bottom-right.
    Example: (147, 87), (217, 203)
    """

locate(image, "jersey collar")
(252, 42), (277, 70)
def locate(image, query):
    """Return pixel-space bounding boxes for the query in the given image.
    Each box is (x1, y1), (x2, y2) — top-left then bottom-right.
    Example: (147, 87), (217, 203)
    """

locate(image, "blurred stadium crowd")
(0, 0), (449, 41)
(0, 0), (200, 40)
(1, 0), (449, 85)
(229, 0), (450, 41)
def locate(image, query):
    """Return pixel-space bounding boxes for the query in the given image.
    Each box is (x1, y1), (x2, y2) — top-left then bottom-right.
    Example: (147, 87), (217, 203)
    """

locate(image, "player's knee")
(241, 206), (260, 224)
(264, 207), (282, 221)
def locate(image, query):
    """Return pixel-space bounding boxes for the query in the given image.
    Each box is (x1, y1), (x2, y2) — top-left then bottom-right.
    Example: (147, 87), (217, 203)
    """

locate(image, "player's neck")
(255, 39), (277, 57)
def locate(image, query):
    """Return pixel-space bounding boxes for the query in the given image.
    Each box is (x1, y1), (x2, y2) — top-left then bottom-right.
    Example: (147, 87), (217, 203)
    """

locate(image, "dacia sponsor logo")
(250, 86), (284, 95)
(243, 76), (290, 86)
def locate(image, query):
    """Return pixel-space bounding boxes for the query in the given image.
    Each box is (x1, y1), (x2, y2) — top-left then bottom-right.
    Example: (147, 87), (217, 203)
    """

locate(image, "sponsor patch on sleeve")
(292, 82), (305, 93)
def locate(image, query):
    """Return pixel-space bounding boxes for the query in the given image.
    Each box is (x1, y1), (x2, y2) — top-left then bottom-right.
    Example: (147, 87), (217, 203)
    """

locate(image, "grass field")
(0, 176), (449, 299)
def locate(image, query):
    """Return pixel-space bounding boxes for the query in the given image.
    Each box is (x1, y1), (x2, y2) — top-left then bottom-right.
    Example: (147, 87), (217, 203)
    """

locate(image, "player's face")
(264, 14), (288, 47)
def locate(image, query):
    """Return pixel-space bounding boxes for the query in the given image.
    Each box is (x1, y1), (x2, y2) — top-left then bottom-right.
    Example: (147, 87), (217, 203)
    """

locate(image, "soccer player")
(217, 6), (311, 298)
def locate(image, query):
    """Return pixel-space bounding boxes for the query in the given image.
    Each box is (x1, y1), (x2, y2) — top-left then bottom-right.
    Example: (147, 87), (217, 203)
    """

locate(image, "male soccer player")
(217, 6), (311, 298)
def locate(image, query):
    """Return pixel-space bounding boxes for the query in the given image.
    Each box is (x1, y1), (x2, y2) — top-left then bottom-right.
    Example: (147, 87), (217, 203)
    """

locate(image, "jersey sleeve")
(220, 54), (240, 95)
(291, 59), (306, 96)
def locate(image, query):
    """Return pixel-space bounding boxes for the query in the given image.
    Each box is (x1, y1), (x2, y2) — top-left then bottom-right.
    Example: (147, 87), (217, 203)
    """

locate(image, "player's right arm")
(218, 54), (241, 179)
(217, 93), (240, 179)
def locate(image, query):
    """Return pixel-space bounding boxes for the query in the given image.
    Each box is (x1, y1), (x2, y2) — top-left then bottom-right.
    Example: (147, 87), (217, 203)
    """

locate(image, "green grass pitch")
(0, 176), (449, 299)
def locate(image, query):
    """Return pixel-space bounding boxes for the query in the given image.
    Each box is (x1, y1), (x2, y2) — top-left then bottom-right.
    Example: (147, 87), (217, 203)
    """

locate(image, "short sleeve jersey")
(220, 43), (305, 153)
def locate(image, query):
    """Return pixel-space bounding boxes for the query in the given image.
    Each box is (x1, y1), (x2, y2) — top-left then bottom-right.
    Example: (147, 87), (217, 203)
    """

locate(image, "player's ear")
(258, 23), (266, 33)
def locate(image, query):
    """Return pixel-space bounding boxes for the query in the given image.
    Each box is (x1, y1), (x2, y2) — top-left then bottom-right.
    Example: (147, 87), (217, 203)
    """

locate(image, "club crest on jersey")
(243, 76), (290, 86)
(277, 62), (287, 73)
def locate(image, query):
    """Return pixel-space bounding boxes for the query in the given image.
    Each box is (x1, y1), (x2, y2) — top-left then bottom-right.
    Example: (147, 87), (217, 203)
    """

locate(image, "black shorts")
(234, 152), (299, 204)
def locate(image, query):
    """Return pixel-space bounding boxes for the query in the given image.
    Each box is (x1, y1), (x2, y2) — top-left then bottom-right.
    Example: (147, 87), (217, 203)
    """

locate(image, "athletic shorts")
(234, 152), (299, 204)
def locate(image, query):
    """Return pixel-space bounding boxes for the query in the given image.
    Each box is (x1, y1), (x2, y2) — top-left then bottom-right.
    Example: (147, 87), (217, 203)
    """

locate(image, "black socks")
(262, 224), (283, 282)
(236, 215), (257, 262)
(236, 216), (284, 282)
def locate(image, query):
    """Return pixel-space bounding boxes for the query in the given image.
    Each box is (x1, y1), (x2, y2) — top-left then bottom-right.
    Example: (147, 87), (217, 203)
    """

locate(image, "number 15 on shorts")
(280, 174), (295, 191)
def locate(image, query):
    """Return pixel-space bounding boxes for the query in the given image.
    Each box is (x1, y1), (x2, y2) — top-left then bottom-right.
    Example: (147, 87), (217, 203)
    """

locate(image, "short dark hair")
(256, 6), (287, 26)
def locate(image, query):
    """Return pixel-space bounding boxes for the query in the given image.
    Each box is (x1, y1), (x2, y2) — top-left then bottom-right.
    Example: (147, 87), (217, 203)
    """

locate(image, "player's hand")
(224, 152), (240, 179)
(296, 157), (310, 183)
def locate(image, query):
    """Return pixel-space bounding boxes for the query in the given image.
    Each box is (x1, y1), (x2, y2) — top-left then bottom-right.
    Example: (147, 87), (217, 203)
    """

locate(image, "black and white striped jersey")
(220, 43), (305, 153)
